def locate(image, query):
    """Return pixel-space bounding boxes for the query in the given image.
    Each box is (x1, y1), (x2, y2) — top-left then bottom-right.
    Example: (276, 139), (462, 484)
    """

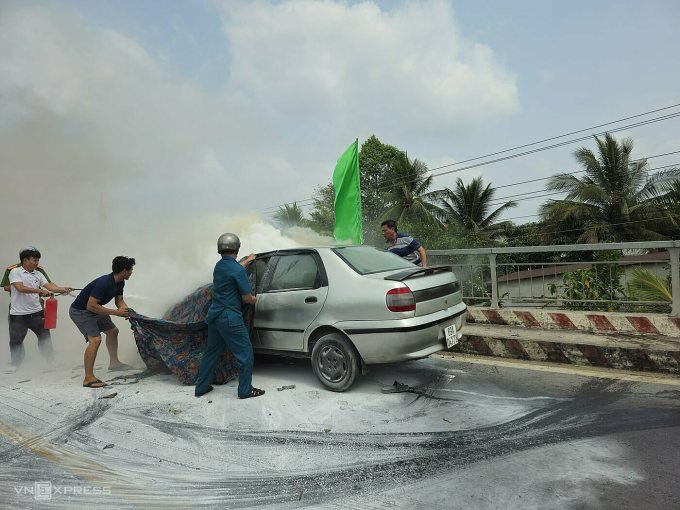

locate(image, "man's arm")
(44, 283), (74, 294)
(11, 281), (50, 296)
(417, 246), (427, 268)
(242, 293), (257, 304)
(240, 254), (256, 268)
(236, 265), (257, 304)
(86, 296), (128, 317)
(114, 295), (129, 310)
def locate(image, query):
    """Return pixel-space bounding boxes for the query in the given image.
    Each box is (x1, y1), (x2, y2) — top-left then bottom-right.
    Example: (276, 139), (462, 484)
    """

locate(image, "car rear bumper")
(336, 303), (467, 364)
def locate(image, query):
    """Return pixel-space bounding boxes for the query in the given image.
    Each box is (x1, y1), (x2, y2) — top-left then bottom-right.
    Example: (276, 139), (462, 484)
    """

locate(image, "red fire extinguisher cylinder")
(44, 295), (58, 329)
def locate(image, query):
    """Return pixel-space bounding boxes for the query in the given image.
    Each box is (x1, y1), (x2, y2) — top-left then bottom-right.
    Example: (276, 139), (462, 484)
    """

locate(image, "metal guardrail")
(429, 241), (680, 316)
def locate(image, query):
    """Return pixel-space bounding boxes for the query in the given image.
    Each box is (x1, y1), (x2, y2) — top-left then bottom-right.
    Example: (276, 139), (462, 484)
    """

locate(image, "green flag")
(333, 140), (363, 244)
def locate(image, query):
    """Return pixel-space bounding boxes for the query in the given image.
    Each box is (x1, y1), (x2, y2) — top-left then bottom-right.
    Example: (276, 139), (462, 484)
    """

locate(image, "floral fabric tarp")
(127, 284), (236, 385)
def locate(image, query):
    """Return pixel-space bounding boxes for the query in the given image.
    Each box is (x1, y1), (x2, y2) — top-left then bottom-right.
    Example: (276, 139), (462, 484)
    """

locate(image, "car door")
(253, 252), (328, 351)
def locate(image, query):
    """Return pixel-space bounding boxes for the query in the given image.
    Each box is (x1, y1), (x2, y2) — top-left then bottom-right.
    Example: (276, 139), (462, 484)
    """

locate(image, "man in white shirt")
(8, 247), (73, 368)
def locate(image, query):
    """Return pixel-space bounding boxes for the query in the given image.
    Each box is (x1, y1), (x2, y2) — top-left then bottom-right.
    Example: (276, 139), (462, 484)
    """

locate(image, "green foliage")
(380, 152), (446, 226)
(627, 267), (672, 303)
(307, 183), (335, 236)
(359, 135), (403, 226)
(540, 133), (680, 243)
(549, 251), (624, 311)
(273, 202), (307, 230)
(440, 176), (517, 241)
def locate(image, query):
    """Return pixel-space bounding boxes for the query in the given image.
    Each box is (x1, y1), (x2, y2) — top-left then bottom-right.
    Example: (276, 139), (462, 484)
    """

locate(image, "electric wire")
(259, 105), (680, 213)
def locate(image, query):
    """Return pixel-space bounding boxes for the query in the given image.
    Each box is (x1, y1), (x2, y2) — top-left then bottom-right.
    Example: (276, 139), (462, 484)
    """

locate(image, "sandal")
(83, 380), (108, 388)
(239, 387), (265, 399)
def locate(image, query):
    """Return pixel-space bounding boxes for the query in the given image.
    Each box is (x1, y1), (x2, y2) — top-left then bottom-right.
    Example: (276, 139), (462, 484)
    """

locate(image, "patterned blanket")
(127, 284), (237, 385)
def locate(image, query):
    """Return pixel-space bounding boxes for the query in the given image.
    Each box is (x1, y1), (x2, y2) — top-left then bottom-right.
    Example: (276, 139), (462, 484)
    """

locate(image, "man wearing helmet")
(195, 233), (265, 399)
(6, 247), (74, 369)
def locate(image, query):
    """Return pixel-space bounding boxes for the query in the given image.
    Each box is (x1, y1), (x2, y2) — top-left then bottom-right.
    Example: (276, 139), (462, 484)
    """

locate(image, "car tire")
(311, 333), (360, 392)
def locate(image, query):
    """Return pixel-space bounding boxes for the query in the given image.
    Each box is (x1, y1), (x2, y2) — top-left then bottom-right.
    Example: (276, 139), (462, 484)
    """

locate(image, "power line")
(260, 104), (680, 213)
(492, 159), (680, 191)
(484, 162), (680, 206)
(503, 212), (680, 243)
(448, 211), (679, 247)
(263, 156), (680, 216)
(428, 103), (680, 172)
(264, 153), (680, 217)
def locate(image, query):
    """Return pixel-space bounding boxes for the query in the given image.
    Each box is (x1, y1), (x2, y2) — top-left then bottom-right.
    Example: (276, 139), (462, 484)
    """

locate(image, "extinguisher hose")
(50, 289), (83, 297)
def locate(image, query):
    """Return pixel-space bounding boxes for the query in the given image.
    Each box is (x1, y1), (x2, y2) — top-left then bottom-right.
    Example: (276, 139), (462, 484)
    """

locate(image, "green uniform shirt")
(2, 263), (51, 288)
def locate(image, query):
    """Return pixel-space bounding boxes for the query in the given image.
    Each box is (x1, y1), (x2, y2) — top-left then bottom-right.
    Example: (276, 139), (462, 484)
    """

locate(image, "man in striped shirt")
(381, 219), (427, 267)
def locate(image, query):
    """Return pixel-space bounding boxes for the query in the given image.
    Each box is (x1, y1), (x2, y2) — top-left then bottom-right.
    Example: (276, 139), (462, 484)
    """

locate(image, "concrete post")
(489, 253), (499, 308)
(669, 248), (680, 317)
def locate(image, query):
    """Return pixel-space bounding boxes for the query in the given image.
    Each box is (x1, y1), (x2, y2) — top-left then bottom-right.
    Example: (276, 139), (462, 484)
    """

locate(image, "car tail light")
(386, 287), (416, 312)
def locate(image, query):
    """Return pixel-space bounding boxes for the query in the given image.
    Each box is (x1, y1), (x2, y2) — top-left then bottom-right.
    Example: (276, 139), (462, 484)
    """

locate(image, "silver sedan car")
(247, 246), (466, 391)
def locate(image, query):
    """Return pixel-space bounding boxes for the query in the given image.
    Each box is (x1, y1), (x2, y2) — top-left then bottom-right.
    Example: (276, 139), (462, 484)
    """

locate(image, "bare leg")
(104, 327), (122, 368)
(83, 336), (103, 385)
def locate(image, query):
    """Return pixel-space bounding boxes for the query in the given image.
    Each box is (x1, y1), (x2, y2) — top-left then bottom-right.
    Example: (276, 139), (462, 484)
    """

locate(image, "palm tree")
(273, 202), (307, 230)
(439, 176), (517, 240)
(540, 133), (680, 243)
(627, 267), (672, 303)
(381, 153), (445, 225)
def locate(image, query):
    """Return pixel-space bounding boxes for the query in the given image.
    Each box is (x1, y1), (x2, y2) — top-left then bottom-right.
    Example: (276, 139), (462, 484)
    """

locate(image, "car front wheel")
(311, 333), (360, 392)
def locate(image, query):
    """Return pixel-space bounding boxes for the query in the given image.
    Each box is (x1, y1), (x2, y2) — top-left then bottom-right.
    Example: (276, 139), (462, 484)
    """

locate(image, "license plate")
(445, 324), (458, 348)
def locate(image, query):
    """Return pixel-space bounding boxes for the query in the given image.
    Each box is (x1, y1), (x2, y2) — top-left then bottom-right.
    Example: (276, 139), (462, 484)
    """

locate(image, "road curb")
(452, 331), (680, 374)
(466, 308), (680, 337)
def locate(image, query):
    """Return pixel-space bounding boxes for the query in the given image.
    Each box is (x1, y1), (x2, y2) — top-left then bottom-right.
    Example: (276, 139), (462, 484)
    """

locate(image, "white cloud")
(219, 0), (519, 140)
(0, 1), (519, 253)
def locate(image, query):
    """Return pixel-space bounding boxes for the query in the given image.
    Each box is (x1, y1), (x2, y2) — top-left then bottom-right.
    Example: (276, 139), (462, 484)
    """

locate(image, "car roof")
(254, 245), (374, 257)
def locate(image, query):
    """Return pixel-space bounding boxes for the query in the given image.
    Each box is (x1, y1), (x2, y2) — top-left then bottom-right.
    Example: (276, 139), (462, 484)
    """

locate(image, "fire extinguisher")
(44, 294), (58, 330)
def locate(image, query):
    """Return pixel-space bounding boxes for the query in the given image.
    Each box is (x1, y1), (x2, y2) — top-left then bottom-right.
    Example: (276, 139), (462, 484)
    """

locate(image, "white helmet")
(217, 233), (241, 253)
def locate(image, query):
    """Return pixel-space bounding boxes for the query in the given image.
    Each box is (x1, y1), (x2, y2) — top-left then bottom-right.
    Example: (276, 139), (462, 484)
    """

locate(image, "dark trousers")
(9, 313), (53, 366)
(195, 314), (253, 398)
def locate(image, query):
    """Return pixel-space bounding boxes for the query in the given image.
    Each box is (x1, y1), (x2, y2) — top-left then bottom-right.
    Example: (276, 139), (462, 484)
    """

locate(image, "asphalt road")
(0, 355), (678, 509)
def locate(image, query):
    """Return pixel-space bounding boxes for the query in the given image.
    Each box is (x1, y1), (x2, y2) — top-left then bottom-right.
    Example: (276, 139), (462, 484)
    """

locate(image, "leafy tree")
(273, 202), (307, 230)
(540, 133), (680, 243)
(440, 176), (517, 241)
(548, 251), (625, 311)
(307, 183), (335, 236)
(359, 135), (404, 226)
(381, 152), (446, 226)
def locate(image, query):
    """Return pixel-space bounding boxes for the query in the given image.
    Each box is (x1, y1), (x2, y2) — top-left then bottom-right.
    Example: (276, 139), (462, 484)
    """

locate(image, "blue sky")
(2, 0), (679, 239)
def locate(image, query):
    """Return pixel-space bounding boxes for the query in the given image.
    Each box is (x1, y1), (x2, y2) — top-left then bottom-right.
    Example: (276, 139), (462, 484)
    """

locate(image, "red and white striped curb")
(456, 335), (680, 374)
(466, 308), (680, 337)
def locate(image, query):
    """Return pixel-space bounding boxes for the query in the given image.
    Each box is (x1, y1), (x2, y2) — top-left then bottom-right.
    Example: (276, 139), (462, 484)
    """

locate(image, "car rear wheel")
(311, 333), (360, 392)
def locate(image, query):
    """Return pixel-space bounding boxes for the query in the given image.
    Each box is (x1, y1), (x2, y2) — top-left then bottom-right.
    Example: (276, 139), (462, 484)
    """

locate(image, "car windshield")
(333, 246), (417, 275)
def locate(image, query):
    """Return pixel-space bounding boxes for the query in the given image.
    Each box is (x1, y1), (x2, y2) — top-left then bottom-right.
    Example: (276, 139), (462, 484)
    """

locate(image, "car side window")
(268, 254), (321, 291)
(253, 257), (271, 293)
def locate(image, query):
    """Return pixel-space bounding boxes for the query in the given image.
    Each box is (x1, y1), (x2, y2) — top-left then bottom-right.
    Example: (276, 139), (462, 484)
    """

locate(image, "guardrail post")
(489, 253), (499, 308)
(669, 248), (680, 317)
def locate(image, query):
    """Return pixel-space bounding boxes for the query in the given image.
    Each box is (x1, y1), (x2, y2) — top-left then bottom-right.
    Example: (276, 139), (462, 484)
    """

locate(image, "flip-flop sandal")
(83, 380), (108, 388)
(239, 387), (265, 399)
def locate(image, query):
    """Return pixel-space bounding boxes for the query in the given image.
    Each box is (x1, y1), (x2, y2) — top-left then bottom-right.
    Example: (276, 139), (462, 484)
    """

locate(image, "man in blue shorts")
(70, 256), (135, 388)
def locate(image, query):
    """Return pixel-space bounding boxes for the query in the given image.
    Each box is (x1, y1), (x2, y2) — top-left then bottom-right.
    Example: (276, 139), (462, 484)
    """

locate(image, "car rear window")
(333, 246), (416, 275)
